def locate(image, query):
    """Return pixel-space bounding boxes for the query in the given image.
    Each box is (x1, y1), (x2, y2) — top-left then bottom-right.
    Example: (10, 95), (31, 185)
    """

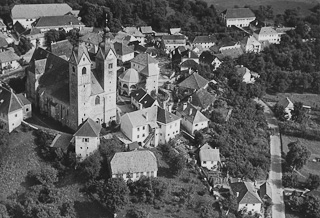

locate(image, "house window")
(170, 125), (172, 129)
(72, 66), (75, 73)
(95, 96), (100, 105)
(142, 134), (145, 137)
(253, 204), (255, 206)
(195, 124), (198, 127)
(82, 138), (89, 142)
(143, 126), (145, 130)
(108, 63), (113, 69)
(137, 135), (139, 138)
(151, 171), (154, 177)
(137, 127), (140, 131)
(26, 108), (29, 112)
(245, 204), (248, 206)
(82, 67), (86, 75)
(15, 114), (17, 117)
(203, 161), (206, 164)
(80, 147), (82, 149)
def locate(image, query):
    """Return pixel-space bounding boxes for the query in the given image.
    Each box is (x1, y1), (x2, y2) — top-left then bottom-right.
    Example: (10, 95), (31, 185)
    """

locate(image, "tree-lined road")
(255, 99), (285, 218)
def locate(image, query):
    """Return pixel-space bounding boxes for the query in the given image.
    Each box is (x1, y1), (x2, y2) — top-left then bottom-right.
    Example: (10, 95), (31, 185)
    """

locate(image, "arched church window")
(82, 67), (86, 75)
(123, 84), (128, 88)
(72, 66), (75, 73)
(95, 96), (100, 105)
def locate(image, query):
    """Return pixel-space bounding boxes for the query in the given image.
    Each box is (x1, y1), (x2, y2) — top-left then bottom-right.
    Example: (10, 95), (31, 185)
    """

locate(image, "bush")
(306, 174), (320, 190)
(27, 166), (58, 186)
(127, 207), (150, 218)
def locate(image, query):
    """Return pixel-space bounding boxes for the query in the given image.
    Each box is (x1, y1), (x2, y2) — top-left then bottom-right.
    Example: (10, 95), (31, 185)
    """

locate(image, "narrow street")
(255, 99), (285, 218)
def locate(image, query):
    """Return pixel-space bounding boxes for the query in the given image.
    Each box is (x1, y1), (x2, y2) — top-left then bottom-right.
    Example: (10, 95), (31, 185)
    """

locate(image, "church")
(26, 35), (117, 131)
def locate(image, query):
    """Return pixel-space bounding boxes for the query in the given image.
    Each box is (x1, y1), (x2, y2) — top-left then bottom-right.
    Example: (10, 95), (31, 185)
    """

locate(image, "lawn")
(281, 135), (320, 178)
(203, 0), (318, 16)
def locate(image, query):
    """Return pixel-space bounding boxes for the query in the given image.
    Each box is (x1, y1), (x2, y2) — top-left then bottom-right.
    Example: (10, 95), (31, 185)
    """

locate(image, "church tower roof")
(69, 42), (91, 65)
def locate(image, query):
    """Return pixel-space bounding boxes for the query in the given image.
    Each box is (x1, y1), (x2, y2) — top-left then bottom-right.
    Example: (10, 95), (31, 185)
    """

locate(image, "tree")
(291, 102), (307, 123)
(273, 104), (287, 121)
(306, 174), (320, 190)
(282, 172), (299, 188)
(286, 141), (311, 171)
(0, 204), (9, 218)
(302, 196), (320, 218)
(27, 166), (58, 186)
(194, 130), (204, 146)
(127, 207), (150, 218)
(78, 151), (102, 181)
(170, 153), (186, 176)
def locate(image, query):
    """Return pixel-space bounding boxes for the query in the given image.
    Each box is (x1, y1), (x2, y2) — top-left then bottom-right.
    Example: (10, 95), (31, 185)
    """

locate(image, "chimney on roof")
(69, 21), (73, 25)
(167, 102), (173, 113)
(189, 108), (193, 115)
(236, 192), (239, 197)
(143, 112), (148, 121)
(183, 102), (187, 110)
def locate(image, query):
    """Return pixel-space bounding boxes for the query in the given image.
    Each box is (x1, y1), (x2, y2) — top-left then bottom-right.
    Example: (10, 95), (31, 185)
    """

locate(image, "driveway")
(255, 99), (285, 218)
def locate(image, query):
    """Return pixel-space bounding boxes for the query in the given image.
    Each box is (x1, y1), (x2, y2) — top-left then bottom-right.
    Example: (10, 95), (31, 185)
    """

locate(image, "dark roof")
(12, 3), (72, 19)
(305, 190), (320, 198)
(193, 35), (217, 44)
(0, 85), (22, 115)
(131, 53), (158, 66)
(16, 93), (31, 106)
(157, 107), (180, 124)
(131, 88), (156, 108)
(74, 118), (102, 137)
(230, 182), (262, 204)
(223, 8), (255, 19)
(114, 42), (134, 56)
(34, 15), (84, 28)
(162, 35), (186, 40)
(177, 102), (208, 124)
(128, 142), (139, 151)
(131, 88), (147, 101)
(259, 182), (272, 199)
(14, 21), (27, 35)
(179, 73), (209, 90)
(180, 59), (198, 69)
(191, 88), (216, 109)
(50, 40), (73, 58)
(181, 50), (198, 59)
(0, 37), (8, 48)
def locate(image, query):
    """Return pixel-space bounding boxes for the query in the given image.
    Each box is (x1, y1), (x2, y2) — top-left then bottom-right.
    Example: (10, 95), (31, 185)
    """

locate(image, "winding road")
(255, 99), (285, 218)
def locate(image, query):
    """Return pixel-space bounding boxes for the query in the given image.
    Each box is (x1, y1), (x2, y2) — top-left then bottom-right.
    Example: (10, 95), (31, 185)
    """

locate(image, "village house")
(193, 35), (217, 50)
(236, 65), (260, 84)
(198, 143), (220, 170)
(0, 50), (20, 73)
(139, 26), (153, 36)
(189, 88), (216, 112)
(253, 27), (281, 44)
(33, 15), (85, 33)
(178, 73), (209, 96)
(221, 8), (256, 27)
(0, 19), (7, 32)
(73, 118), (102, 161)
(199, 51), (224, 71)
(176, 102), (209, 135)
(26, 36), (118, 131)
(23, 28), (46, 48)
(162, 35), (187, 52)
(130, 88), (158, 110)
(277, 97), (294, 119)
(110, 150), (158, 182)
(114, 42), (135, 62)
(0, 37), (8, 52)
(172, 47), (199, 68)
(170, 28), (181, 35)
(123, 27), (145, 45)
(230, 181), (263, 214)
(120, 106), (181, 147)
(241, 35), (261, 53)
(11, 3), (73, 28)
(79, 31), (105, 54)
(0, 84), (32, 132)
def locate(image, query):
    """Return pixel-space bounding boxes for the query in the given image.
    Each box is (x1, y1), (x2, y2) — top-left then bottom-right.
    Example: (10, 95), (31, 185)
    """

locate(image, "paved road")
(255, 99), (285, 218)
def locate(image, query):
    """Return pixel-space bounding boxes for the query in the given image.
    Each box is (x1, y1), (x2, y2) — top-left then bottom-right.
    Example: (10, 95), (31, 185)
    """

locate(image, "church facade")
(26, 38), (117, 131)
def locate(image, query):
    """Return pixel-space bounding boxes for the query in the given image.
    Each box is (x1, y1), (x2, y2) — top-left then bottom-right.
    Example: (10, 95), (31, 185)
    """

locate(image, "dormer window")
(82, 67), (86, 75)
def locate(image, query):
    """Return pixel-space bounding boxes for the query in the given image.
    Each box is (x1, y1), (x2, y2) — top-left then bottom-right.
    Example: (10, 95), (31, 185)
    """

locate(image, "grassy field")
(264, 93), (320, 109)
(282, 135), (320, 178)
(203, 0), (319, 16)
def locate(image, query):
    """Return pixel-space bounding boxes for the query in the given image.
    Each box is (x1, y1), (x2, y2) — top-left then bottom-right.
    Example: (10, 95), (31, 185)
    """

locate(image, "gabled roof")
(255, 27), (278, 36)
(111, 150), (158, 174)
(0, 85), (23, 115)
(190, 88), (216, 109)
(140, 63), (159, 77)
(241, 35), (261, 47)
(74, 118), (102, 137)
(69, 42), (91, 65)
(177, 102), (209, 124)
(178, 73), (209, 90)
(130, 88), (147, 101)
(14, 21), (27, 35)
(0, 50), (20, 63)
(131, 53), (158, 66)
(220, 47), (243, 59)
(259, 182), (272, 199)
(128, 142), (139, 151)
(180, 59), (198, 69)
(236, 65), (251, 78)
(119, 68), (140, 83)
(181, 50), (199, 59)
(170, 28), (181, 35)
(230, 182), (262, 205)
(16, 93), (31, 106)
(114, 42), (134, 56)
(157, 107), (180, 124)
(193, 36), (217, 44)
(96, 37), (116, 59)
(123, 27), (144, 37)
(223, 8), (255, 19)
(140, 26), (153, 34)
(162, 35), (186, 41)
(277, 97), (293, 109)
(12, 3), (73, 19)
(130, 88), (156, 109)
(0, 37), (8, 48)
(199, 144), (220, 162)
(50, 40), (73, 58)
(34, 15), (84, 28)
(79, 32), (104, 45)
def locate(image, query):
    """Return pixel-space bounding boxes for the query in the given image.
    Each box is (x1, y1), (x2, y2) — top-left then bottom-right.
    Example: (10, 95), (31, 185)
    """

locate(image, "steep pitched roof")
(130, 88), (156, 108)
(140, 26), (153, 34)
(69, 42), (91, 65)
(178, 73), (209, 90)
(12, 3), (72, 19)
(157, 107), (180, 124)
(223, 8), (255, 19)
(16, 93), (31, 106)
(131, 53), (158, 66)
(162, 35), (186, 41)
(181, 50), (199, 59)
(0, 50), (20, 63)
(0, 85), (23, 115)
(139, 63), (159, 77)
(180, 59), (198, 69)
(199, 145), (220, 162)
(114, 42), (134, 56)
(34, 15), (84, 28)
(177, 102), (209, 124)
(230, 182), (262, 204)
(74, 118), (102, 137)
(14, 21), (27, 35)
(190, 88), (216, 109)
(278, 97), (293, 109)
(259, 182), (272, 199)
(111, 150), (158, 174)
(193, 35), (217, 44)
(170, 28), (181, 35)
(130, 88), (147, 101)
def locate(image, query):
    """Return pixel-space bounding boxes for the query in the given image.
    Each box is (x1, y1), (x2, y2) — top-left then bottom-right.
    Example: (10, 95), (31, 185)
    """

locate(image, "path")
(255, 99), (285, 218)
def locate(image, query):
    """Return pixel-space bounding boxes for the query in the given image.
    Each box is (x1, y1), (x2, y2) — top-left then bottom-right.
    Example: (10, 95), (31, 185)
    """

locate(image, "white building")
(236, 65), (260, 84)
(277, 97), (294, 119)
(11, 3), (73, 28)
(241, 36), (261, 53)
(33, 15), (85, 33)
(253, 27), (281, 44)
(123, 27), (145, 45)
(221, 8), (256, 27)
(230, 182), (262, 214)
(176, 102), (209, 135)
(193, 36), (217, 50)
(198, 143), (220, 170)
(110, 150), (158, 182)
(73, 118), (102, 161)
(162, 35), (187, 52)
(118, 68), (140, 96)
(0, 84), (32, 132)
(0, 50), (20, 73)
(120, 106), (181, 147)
(114, 42), (134, 62)
(130, 88), (158, 110)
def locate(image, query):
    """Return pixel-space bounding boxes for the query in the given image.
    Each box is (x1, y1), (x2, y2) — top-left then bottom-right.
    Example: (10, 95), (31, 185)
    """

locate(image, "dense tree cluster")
(286, 194), (320, 218)
(285, 141), (311, 171)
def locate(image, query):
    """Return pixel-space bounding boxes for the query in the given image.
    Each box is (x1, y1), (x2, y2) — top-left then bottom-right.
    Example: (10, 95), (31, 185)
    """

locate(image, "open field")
(203, 0), (319, 16)
(282, 135), (320, 178)
(264, 93), (320, 109)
